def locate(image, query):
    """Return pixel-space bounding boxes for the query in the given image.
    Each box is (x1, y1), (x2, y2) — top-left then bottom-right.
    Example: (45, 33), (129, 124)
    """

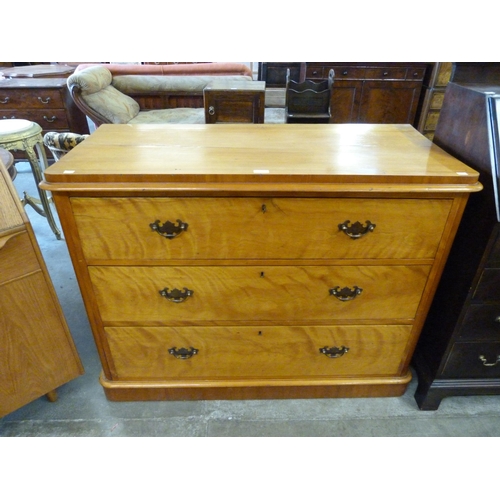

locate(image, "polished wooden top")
(42, 124), (481, 192)
(0, 64), (74, 79)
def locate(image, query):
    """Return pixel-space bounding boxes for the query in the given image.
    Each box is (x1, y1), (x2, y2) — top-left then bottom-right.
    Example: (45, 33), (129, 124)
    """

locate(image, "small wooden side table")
(204, 80), (266, 123)
(0, 64), (75, 79)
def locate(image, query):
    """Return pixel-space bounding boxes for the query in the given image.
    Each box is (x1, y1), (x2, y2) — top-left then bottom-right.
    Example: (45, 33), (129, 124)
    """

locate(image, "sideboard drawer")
(105, 324), (413, 380)
(89, 264), (430, 323)
(327, 67), (366, 80)
(72, 197), (452, 261)
(0, 88), (64, 109)
(442, 341), (500, 378)
(365, 68), (407, 80)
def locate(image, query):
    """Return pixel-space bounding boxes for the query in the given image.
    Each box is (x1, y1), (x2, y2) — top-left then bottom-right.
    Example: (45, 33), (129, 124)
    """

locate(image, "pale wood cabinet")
(41, 123), (480, 402)
(0, 161), (83, 417)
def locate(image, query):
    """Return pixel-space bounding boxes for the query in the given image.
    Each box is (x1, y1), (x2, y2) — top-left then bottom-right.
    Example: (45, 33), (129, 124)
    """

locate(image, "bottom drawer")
(442, 341), (500, 378)
(105, 325), (412, 380)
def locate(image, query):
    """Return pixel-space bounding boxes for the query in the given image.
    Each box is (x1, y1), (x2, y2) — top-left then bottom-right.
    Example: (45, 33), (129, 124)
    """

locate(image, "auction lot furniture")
(204, 80), (265, 123)
(0, 77), (90, 137)
(0, 161), (83, 417)
(40, 123), (480, 402)
(413, 64), (500, 410)
(0, 119), (61, 239)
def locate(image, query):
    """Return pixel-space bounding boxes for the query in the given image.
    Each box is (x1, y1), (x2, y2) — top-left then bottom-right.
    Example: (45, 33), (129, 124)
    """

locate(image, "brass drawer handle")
(2, 115), (16, 119)
(169, 347), (198, 359)
(43, 115), (57, 123)
(0, 96), (10, 104)
(338, 220), (376, 239)
(320, 346), (350, 358)
(159, 287), (194, 303)
(150, 219), (188, 239)
(38, 96), (51, 104)
(208, 105), (215, 116)
(329, 286), (362, 301)
(495, 316), (500, 323)
(479, 355), (500, 367)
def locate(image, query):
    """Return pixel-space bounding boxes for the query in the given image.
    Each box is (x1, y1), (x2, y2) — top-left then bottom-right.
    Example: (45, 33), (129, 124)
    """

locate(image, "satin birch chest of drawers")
(41, 123), (480, 401)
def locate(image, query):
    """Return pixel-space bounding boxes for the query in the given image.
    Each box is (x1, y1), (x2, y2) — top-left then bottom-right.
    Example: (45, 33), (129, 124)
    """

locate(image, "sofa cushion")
(83, 86), (140, 124)
(128, 108), (206, 124)
(68, 65), (113, 94)
(112, 75), (252, 94)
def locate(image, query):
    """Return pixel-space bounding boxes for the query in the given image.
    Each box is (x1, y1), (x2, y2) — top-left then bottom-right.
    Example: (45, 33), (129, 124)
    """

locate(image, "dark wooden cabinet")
(305, 63), (428, 125)
(412, 63), (500, 410)
(0, 78), (89, 135)
(258, 62), (304, 87)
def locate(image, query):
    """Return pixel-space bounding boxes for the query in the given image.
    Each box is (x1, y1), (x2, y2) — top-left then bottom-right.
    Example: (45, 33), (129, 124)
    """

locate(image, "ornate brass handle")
(329, 286), (362, 301)
(320, 346), (350, 358)
(208, 105), (215, 116)
(159, 287), (194, 303)
(338, 220), (376, 239)
(38, 96), (51, 104)
(169, 347), (198, 359)
(0, 97), (10, 104)
(150, 219), (188, 239)
(479, 355), (500, 367)
(43, 115), (57, 123)
(3, 115), (16, 119)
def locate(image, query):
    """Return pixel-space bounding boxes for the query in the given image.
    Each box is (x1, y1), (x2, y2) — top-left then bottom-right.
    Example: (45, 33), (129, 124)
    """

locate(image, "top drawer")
(0, 88), (64, 109)
(71, 197), (453, 261)
(365, 67), (407, 80)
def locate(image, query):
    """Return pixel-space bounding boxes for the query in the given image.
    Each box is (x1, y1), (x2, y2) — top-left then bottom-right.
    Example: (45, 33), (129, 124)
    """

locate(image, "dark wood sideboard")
(259, 62), (430, 125)
(412, 63), (500, 410)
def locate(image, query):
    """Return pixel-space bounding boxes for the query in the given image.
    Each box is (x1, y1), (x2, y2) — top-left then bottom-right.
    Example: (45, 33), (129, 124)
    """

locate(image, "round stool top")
(0, 119), (36, 135)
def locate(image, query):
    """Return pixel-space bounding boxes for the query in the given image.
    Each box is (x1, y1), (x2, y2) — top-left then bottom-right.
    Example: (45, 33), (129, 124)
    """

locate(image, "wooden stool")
(0, 119), (61, 239)
(0, 147), (16, 180)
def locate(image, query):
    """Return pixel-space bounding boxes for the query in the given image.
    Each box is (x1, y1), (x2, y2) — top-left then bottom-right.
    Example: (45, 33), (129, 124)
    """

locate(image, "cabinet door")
(358, 81), (422, 124)
(330, 80), (363, 123)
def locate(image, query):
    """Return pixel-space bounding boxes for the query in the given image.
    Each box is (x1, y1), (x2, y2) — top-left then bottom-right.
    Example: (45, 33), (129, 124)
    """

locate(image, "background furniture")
(43, 132), (89, 161)
(40, 123), (479, 402)
(0, 119), (61, 239)
(0, 160), (83, 418)
(412, 63), (500, 410)
(0, 64), (75, 79)
(285, 68), (334, 123)
(260, 62), (428, 125)
(68, 65), (254, 127)
(258, 62), (305, 87)
(204, 80), (265, 123)
(0, 77), (90, 144)
(0, 147), (15, 180)
(416, 62), (452, 140)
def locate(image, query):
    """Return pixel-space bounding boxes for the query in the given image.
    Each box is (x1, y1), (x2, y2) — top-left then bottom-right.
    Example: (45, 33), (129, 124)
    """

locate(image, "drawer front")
(72, 197), (452, 261)
(89, 264), (430, 323)
(0, 231), (39, 286)
(0, 89), (64, 109)
(365, 68), (407, 80)
(473, 269), (500, 301)
(442, 342), (500, 378)
(327, 66), (366, 80)
(406, 67), (426, 80)
(305, 65), (325, 79)
(105, 324), (413, 380)
(457, 304), (500, 341)
(1, 109), (69, 129)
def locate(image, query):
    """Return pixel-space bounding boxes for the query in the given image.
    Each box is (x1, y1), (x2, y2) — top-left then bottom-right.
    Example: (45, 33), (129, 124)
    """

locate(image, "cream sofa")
(67, 64), (255, 126)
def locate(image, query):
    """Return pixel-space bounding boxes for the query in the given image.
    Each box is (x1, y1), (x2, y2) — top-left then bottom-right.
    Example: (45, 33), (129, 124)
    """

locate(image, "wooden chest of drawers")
(0, 78), (90, 137)
(40, 123), (480, 401)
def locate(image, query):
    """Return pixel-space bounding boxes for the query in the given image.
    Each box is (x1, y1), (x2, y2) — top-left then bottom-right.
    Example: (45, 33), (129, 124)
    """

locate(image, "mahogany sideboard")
(40, 123), (480, 402)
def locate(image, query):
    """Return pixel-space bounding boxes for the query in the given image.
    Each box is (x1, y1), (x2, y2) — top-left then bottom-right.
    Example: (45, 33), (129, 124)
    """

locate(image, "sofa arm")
(67, 66), (140, 126)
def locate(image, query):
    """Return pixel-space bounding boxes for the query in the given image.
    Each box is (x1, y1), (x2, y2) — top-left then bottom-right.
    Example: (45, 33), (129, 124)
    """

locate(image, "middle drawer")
(72, 197), (452, 261)
(89, 264), (430, 323)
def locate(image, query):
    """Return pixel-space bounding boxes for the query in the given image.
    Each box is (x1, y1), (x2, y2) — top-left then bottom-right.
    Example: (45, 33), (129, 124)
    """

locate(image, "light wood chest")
(41, 123), (481, 401)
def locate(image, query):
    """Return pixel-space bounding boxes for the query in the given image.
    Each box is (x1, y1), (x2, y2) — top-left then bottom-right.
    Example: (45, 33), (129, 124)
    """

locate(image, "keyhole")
(258, 331), (262, 335)
(262, 204), (266, 213)
(260, 271), (265, 277)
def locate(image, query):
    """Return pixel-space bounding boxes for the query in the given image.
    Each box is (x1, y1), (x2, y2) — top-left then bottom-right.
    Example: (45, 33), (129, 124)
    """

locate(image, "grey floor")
(3, 161), (500, 437)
